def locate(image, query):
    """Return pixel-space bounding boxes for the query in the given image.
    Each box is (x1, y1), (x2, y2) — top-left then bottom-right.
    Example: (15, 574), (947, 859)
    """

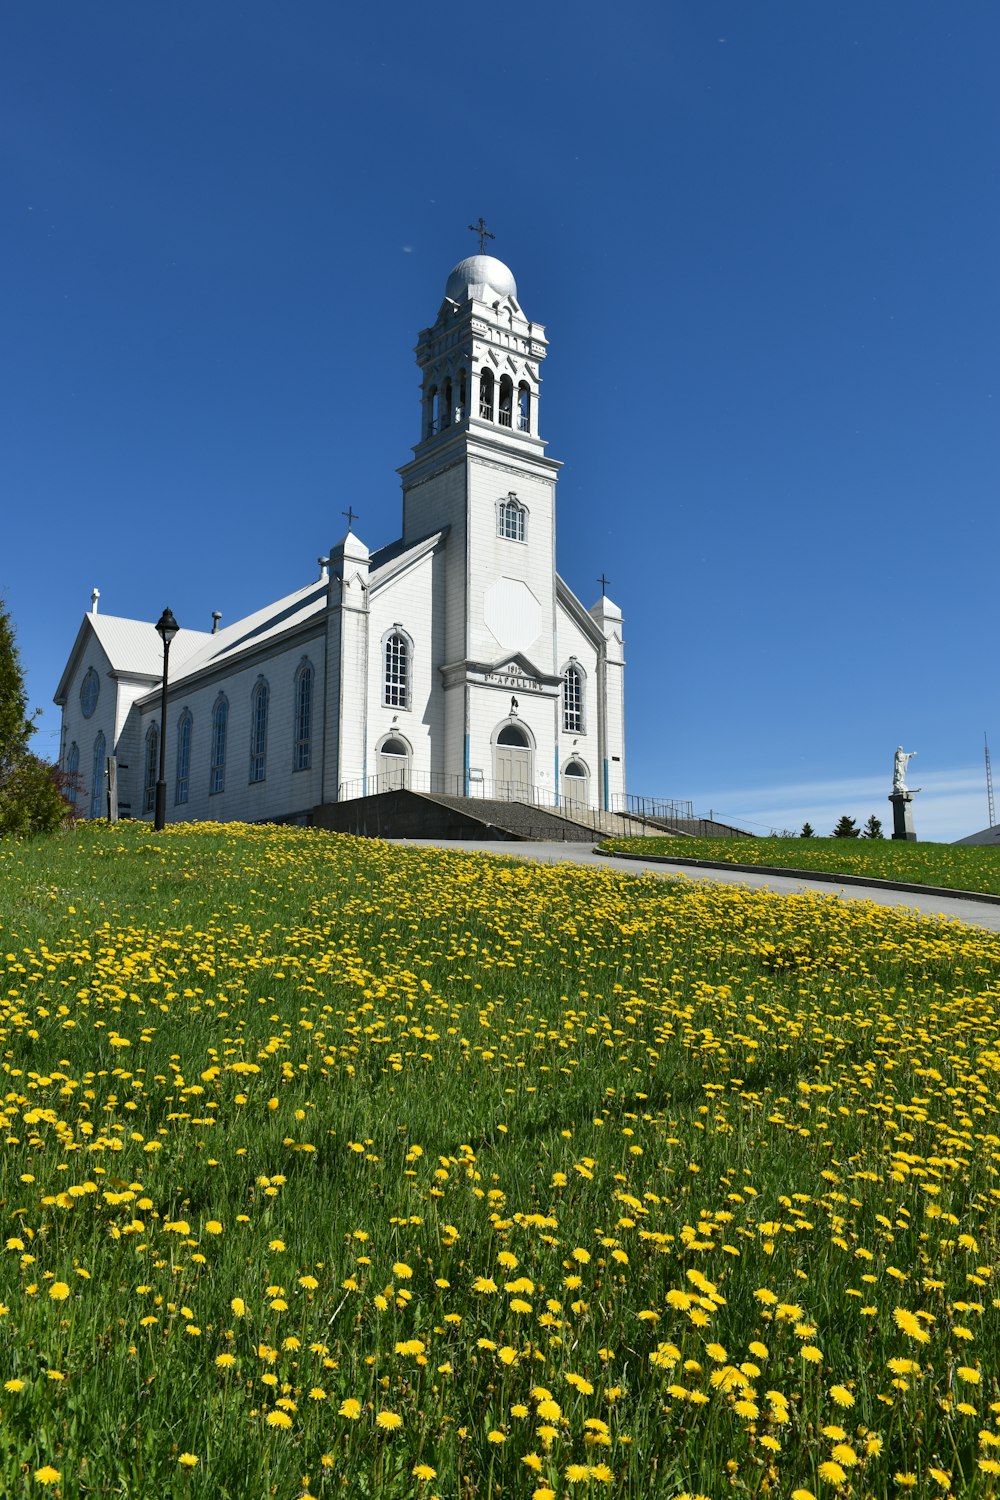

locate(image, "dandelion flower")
(339, 1398), (362, 1419)
(376, 1410), (403, 1431)
(266, 1410), (292, 1428)
(33, 1468), (61, 1485)
(178, 1454), (199, 1468)
(829, 1384), (854, 1407)
(817, 1460), (846, 1483)
(4, 1378), (26, 1393)
(412, 1463), (437, 1480)
(893, 1308), (930, 1344)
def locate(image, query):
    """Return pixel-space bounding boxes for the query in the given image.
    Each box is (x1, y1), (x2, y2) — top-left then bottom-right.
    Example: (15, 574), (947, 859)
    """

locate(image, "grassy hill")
(601, 835), (1000, 896)
(1, 822), (999, 1497)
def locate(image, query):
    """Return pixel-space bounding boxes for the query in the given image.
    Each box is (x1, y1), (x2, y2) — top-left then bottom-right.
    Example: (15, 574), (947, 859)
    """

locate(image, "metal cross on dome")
(597, 573), (610, 597)
(468, 217), (495, 254)
(342, 506), (358, 529)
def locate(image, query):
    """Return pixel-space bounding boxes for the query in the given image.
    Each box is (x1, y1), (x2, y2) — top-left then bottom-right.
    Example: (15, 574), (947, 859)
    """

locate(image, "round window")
(80, 668), (100, 718)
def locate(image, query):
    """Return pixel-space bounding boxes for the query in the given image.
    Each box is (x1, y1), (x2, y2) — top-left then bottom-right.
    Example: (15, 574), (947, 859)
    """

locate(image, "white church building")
(55, 246), (626, 826)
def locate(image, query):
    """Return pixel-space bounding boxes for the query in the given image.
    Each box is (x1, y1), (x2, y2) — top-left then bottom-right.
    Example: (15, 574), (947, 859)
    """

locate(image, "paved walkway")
(388, 839), (1000, 932)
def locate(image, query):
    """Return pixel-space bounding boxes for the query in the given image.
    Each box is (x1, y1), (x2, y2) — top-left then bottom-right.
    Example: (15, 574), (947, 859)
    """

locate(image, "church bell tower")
(398, 230), (564, 795)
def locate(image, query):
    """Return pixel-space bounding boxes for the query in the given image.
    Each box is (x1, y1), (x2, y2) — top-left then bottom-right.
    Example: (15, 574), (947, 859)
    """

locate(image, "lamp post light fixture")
(154, 607), (180, 831)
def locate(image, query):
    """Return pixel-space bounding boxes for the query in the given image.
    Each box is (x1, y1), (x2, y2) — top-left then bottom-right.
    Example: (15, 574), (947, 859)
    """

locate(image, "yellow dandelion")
(817, 1460), (846, 1483)
(487, 1430), (506, 1444)
(412, 1463), (437, 1480)
(893, 1308), (930, 1344)
(215, 1353), (236, 1369)
(178, 1454), (199, 1468)
(829, 1384), (854, 1407)
(33, 1468), (62, 1486)
(566, 1465), (591, 1483)
(376, 1410), (403, 1431)
(265, 1410), (292, 1428)
(339, 1398), (362, 1419)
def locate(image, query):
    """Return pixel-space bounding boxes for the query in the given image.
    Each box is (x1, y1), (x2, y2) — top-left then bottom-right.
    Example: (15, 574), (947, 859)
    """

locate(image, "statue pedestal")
(889, 792), (916, 841)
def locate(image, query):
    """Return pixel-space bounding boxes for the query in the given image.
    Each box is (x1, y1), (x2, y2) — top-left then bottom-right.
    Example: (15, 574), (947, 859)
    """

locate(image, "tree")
(832, 815), (860, 838)
(862, 814), (884, 840)
(800, 822), (816, 838)
(0, 598), (69, 837)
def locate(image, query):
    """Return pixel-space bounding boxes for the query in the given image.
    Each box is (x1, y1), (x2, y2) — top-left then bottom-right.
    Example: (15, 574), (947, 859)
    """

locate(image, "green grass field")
(2, 822), (1000, 1498)
(600, 837), (1000, 897)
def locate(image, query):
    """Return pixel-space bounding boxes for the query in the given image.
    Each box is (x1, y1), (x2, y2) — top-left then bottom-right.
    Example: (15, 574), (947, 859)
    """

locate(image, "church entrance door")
(560, 760), (589, 811)
(376, 738), (410, 791)
(494, 724), (531, 800)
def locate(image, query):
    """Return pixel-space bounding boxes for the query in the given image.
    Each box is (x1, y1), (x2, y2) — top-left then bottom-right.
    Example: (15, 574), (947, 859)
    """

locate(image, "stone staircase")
(417, 793), (596, 841)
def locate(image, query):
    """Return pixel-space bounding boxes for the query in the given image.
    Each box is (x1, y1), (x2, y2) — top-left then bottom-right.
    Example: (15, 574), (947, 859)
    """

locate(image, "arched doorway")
(493, 723), (532, 799)
(376, 736), (411, 791)
(560, 758), (589, 811)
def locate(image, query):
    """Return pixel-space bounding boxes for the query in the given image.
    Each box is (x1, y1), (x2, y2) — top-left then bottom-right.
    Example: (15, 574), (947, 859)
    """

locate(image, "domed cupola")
(412, 223), (548, 452)
(444, 254), (518, 305)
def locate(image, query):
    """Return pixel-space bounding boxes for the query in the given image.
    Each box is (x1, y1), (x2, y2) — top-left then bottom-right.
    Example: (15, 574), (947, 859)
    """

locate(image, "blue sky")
(3, 2), (998, 841)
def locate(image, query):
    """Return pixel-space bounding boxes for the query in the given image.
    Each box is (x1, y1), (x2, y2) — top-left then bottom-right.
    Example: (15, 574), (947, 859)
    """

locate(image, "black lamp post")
(154, 607), (180, 830)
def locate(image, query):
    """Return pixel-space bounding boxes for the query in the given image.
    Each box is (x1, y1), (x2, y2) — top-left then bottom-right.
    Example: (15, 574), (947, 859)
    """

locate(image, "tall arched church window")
(384, 630), (410, 710)
(143, 723), (159, 814)
(498, 375), (514, 428)
(249, 678), (269, 784)
(458, 369), (467, 421)
(441, 378), (452, 429)
(294, 659), (314, 771)
(175, 710), (192, 805)
(210, 695), (228, 794)
(479, 369), (494, 421)
(66, 742), (80, 808)
(497, 493), (526, 542)
(426, 386), (438, 439)
(90, 732), (106, 820)
(517, 382), (531, 433)
(563, 662), (584, 733)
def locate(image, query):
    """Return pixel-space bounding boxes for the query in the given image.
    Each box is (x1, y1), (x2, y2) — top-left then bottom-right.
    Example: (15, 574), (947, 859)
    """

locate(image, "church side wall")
(133, 633), (326, 825)
(368, 548), (444, 783)
(555, 606), (603, 804)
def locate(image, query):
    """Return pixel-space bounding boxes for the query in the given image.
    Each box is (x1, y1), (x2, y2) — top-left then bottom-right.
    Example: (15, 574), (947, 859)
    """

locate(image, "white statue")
(893, 746), (917, 794)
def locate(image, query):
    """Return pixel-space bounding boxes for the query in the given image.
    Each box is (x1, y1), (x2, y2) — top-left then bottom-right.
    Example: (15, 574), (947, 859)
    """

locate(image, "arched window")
(426, 386), (438, 439)
(563, 662), (584, 733)
(66, 742), (80, 808)
(441, 377), (452, 429)
(175, 710), (192, 805)
(210, 695), (228, 794)
(143, 723), (159, 814)
(294, 659), (314, 771)
(90, 732), (106, 820)
(458, 368), (467, 421)
(249, 677), (269, 784)
(80, 667), (100, 718)
(479, 369), (494, 421)
(497, 724), (529, 747)
(384, 630), (410, 710)
(517, 382), (531, 433)
(497, 493), (526, 542)
(498, 375), (514, 428)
